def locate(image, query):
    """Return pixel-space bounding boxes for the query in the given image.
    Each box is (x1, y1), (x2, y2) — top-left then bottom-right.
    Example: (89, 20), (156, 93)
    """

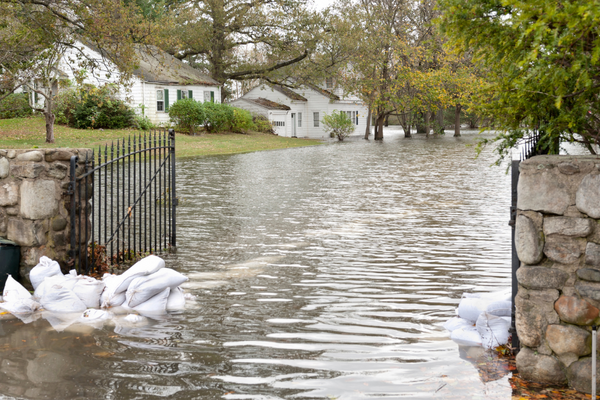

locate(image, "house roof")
(133, 45), (220, 86)
(305, 83), (340, 100)
(245, 98), (291, 110)
(270, 84), (307, 101)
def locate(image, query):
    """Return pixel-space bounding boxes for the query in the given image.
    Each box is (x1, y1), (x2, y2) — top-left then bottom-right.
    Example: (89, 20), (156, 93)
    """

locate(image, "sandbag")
(443, 317), (474, 333)
(461, 289), (512, 302)
(100, 274), (126, 308)
(450, 325), (482, 347)
(126, 268), (188, 308)
(40, 285), (87, 313)
(29, 256), (62, 290)
(3, 275), (32, 302)
(0, 297), (40, 314)
(133, 287), (170, 313)
(476, 312), (510, 349)
(72, 276), (105, 308)
(166, 286), (186, 311)
(34, 274), (77, 300)
(457, 297), (512, 322)
(113, 255), (165, 294)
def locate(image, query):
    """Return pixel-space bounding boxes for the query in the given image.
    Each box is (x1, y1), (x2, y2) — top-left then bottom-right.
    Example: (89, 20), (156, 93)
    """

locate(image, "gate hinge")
(173, 197), (179, 206)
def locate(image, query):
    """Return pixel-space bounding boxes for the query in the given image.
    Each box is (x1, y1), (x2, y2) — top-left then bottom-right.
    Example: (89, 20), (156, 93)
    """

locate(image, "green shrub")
(53, 89), (79, 125)
(0, 93), (32, 119)
(252, 115), (274, 133)
(322, 110), (355, 141)
(72, 85), (135, 129)
(230, 108), (255, 133)
(133, 114), (155, 131)
(203, 102), (234, 132)
(168, 98), (205, 134)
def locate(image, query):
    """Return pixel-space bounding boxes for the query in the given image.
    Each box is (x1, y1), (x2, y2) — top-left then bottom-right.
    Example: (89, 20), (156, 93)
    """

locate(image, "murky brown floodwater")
(2, 128), (548, 399)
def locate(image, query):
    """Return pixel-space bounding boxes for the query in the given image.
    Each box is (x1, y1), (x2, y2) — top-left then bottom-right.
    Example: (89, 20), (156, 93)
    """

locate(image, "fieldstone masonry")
(515, 155), (600, 393)
(0, 148), (92, 288)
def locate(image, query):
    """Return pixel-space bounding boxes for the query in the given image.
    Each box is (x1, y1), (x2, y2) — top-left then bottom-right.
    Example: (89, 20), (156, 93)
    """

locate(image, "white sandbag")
(113, 255), (165, 294)
(3, 275), (32, 302)
(29, 256), (62, 290)
(450, 325), (482, 347)
(0, 297), (40, 314)
(133, 287), (170, 313)
(166, 287), (186, 311)
(34, 274), (77, 300)
(476, 312), (510, 349)
(486, 300), (512, 317)
(126, 268), (188, 308)
(78, 309), (112, 329)
(458, 297), (512, 322)
(461, 288), (512, 302)
(72, 276), (105, 308)
(40, 285), (87, 313)
(123, 314), (146, 324)
(443, 317), (474, 332)
(100, 274), (125, 308)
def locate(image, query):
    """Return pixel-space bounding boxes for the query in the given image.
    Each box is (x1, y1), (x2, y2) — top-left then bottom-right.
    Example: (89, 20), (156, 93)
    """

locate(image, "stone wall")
(0, 148), (92, 288)
(515, 155), (600, 393)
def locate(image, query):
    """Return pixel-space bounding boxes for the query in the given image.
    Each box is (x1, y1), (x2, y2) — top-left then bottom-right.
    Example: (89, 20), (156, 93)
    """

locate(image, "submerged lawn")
(0, 116), (322, 158)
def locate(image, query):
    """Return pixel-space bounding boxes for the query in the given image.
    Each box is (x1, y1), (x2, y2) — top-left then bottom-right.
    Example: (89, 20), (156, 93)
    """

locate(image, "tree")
(163, 0), (321, 101)
(438, 0), (600, 161)
(322, 110), (355, 141)
(0, 0), (158, 142)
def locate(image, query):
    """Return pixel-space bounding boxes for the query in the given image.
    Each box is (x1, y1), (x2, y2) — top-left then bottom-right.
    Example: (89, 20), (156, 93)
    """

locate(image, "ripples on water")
(1, 129), (527, 399)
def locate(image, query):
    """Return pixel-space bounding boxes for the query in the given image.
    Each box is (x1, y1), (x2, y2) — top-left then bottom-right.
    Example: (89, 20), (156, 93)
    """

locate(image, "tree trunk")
(384, 114), (389, 127)
(454, 104), (462, 137)
(45, 112), (55, 143)
(374, 113), (384, 140)
(424, 109), (430, 137)
(435, 108), (444, 135)
(401, 112), (411, 138)
(364, 108), (371, 139)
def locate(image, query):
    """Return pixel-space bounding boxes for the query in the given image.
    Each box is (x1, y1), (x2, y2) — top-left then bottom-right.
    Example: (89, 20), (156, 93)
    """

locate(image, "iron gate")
(69, 129), (177, 274)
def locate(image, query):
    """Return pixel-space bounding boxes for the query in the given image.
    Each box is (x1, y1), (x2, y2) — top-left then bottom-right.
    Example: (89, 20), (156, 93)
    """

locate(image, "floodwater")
(1, 128), (530, 399)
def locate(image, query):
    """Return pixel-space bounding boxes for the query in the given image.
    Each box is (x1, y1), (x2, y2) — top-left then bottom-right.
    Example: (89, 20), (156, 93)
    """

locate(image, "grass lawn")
(0, 116), (323, 158)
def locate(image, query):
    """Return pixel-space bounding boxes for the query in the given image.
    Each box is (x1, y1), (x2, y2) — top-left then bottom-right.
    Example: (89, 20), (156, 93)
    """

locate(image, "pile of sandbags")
(444, 289), (512, 349)
(0, 255), (189, 327)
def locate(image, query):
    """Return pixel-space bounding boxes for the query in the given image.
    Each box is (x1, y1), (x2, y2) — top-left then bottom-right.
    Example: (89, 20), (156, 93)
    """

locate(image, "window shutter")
(164, 89), (169, 111)
(188, 90), (193, 99)
(177, 89), (181, 100)
(211, 91), (215, 102)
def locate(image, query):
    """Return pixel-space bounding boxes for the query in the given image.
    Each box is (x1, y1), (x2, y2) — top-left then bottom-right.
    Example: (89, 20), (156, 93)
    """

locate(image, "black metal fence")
(509, 131), (548, 352)
(69, 129), (177, 274)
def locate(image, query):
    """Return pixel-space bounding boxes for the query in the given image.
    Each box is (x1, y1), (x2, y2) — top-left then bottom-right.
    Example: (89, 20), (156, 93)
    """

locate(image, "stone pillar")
(515, 156), (600, 392)
(0, 148), (92, 288)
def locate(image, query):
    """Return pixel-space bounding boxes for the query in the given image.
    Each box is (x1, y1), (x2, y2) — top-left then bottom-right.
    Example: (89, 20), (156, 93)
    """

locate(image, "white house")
(32, 42), (222, 125)
(228, 97), (290, 136)
(231, 81), (368, 139)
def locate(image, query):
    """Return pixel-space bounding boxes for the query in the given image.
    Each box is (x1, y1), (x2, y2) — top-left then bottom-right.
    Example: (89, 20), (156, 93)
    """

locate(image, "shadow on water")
(1, 128), (563, 399)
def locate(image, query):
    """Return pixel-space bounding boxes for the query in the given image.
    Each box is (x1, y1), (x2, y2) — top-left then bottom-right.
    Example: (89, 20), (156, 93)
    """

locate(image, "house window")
(346, 111), (352, 120)
(157, 90), (164, 111)
(313, 112), (319, 127)
(204, 90), (215, 103)
(298, 112), (302, 127)
(181, 90), (188, 99)
(326, 77), (333, 89)
(274, 121), (285, 127)
(178, 90), (193, 100)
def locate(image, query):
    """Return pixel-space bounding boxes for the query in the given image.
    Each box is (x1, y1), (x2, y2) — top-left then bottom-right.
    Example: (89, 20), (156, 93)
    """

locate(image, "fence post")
(510, 159), (521, 352)
(69, 155), (79, 272)
(169, 128), (177, 249)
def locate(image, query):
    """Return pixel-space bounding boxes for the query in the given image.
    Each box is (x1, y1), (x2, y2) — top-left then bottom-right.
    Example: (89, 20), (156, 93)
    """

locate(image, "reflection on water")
(1, 129), (535, 399)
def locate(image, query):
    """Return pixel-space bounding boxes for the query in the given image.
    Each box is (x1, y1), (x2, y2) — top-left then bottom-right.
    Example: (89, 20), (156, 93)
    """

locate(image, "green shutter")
(210, 91), (214, 103)
(177, 89), (181, 100)
(188, 90), (193, 99)
(164, 89), (169, 111)
(34, 92), (38, 105)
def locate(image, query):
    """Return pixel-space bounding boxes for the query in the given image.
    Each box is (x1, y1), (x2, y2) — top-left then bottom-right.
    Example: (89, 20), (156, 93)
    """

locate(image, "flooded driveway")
(1, 129), (518, 399)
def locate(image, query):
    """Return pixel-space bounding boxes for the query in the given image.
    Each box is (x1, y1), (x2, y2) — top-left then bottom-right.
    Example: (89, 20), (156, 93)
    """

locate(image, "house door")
(291, 113), (297, 137)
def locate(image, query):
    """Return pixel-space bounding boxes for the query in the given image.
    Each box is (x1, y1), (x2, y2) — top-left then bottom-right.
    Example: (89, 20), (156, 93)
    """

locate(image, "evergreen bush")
(203, 102), (234, 132)
(230, 108), (255, 133)
(72, 85), (135, 129)
(0, 93), (32, 119)
(168, 98), (205, 134)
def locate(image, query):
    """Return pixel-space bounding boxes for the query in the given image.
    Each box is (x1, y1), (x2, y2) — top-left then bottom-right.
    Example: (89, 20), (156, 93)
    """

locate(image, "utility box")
(0, 238), (20, 292)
